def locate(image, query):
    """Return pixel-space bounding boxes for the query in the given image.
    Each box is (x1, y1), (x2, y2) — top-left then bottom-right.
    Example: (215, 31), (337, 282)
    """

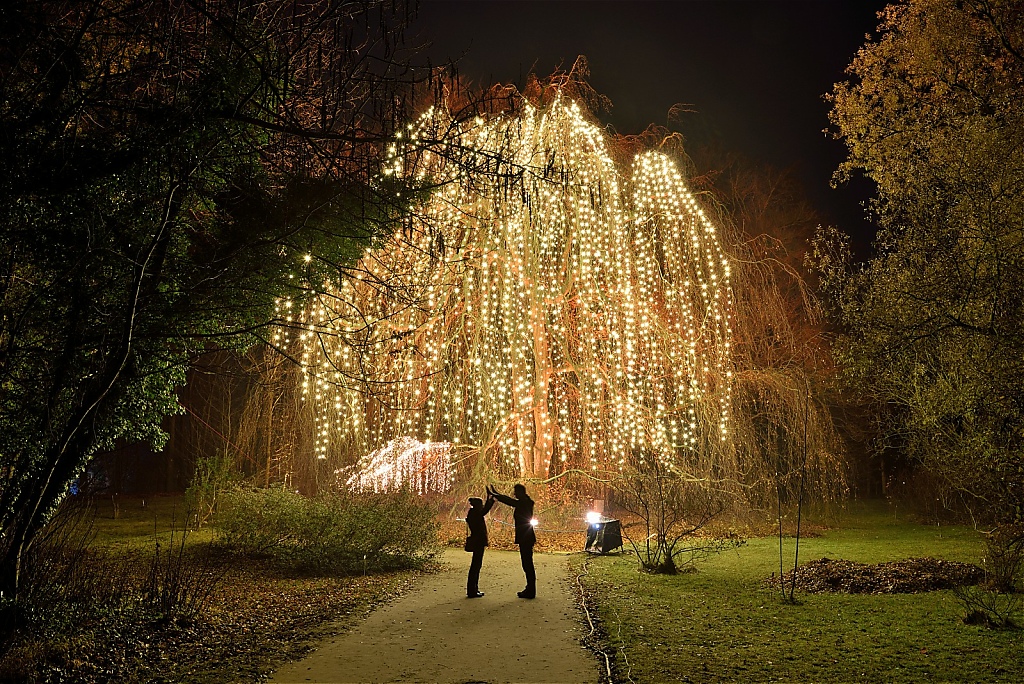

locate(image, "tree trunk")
(0, 419), (96, 599)
(529, 298), (553, 477)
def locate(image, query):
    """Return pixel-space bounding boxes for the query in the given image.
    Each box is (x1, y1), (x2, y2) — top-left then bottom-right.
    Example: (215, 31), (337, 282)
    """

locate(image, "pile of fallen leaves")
(767, 556), (985, 594)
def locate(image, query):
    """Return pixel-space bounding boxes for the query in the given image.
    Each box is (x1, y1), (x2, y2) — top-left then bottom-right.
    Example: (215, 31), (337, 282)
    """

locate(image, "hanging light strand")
(277, 94), (734, 481)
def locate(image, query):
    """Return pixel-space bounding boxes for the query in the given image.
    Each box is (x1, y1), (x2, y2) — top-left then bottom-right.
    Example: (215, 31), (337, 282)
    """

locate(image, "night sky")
(410, 0), (889, 255)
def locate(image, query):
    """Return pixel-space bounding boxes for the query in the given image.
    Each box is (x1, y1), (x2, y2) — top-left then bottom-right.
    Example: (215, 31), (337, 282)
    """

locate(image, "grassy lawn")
(572, 504), (1023, 683)
(8, 496), (1022, 682)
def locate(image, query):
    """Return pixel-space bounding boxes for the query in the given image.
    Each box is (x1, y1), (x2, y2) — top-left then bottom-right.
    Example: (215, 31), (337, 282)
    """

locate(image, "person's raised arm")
(488, 486), (517, 507)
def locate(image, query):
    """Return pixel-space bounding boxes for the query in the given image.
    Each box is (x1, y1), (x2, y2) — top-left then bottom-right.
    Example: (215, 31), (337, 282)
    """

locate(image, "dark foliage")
(0, 0), (419, 599)
(819, 0), (1024, 526)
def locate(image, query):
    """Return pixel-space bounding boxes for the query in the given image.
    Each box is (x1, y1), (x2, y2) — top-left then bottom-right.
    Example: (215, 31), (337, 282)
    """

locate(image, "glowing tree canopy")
(274, 93), (733, 482)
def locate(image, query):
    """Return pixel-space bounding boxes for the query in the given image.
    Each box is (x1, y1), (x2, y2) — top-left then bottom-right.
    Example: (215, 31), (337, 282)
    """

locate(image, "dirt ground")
(270, 548), (600, 683)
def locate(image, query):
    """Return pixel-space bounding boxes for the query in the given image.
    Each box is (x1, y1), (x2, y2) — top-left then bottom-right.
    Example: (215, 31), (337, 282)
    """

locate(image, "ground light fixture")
(584, 512), (623, 554)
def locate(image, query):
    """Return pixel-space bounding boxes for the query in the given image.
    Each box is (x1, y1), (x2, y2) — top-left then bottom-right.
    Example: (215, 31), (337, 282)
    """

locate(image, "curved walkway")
(271, 548), (600, 684)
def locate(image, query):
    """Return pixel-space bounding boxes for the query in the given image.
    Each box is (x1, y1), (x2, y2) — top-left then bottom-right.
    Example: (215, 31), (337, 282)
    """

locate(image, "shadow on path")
(272, 548), (599, 683)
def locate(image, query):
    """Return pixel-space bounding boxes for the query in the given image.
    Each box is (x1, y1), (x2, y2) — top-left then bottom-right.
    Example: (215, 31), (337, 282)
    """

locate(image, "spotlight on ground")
(584, 512), (623, 554)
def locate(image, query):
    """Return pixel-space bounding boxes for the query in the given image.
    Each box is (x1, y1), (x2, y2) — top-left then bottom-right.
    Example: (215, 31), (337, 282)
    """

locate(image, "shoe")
(467, 591), (485, 598)
(516, 590), (535, 599)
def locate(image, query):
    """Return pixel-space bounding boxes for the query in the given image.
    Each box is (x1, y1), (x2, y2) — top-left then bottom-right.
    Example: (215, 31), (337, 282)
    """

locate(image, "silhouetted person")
(465, 494), (495, 598)
(487, 483), (536, 598)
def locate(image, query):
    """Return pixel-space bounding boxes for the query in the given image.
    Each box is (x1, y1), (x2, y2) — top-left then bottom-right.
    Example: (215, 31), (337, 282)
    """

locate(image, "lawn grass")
(11, 496), (1021, 682)
(572, 503), (1022, 683)
(86, 493), (217, 550)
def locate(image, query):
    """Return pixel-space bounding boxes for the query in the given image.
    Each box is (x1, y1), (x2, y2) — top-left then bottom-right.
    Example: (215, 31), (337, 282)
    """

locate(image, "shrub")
(952, 584), (1020, 629)
(212, 485), (302, 555)
(217, 486), (439, 573)
(983, 523), (1024, 593)
(950, 522), (1024, 629)
(11, 498), (105, 616)
(611, 456), (741, 574)
(183, 451), (238, 529)
(141, 524), (225, 624)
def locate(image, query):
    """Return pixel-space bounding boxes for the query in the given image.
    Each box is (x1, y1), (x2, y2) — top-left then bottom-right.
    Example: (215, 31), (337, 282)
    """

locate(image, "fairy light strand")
(276, 94), (734, 481)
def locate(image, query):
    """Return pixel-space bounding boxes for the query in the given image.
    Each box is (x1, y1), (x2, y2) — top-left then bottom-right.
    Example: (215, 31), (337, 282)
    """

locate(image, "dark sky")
(410, 0), (888, 255)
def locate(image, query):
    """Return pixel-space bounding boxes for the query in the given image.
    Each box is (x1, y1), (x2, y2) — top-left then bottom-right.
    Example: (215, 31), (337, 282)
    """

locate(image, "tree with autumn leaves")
(819, 0), (1024, 530)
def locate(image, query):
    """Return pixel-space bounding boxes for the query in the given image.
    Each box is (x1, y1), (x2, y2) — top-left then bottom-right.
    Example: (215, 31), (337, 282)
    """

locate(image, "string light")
(277, 93), (733, 479)
(342, 436), (454, 494)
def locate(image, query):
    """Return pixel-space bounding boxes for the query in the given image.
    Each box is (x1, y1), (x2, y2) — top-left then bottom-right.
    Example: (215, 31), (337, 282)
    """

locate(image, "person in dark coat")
(487, 483), (536, 598)
(465, 494), (495, 598)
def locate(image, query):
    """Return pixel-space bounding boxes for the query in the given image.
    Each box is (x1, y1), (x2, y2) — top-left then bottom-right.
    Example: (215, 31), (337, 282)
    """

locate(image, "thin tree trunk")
(529, 298), (553, 477)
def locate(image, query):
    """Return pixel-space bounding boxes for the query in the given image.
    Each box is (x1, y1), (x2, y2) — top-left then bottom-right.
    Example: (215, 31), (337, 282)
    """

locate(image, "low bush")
(947, 522), (1024, 629)
(0, 499), (212, 633)
(6, 499), (113, 628)
(612, 456), (740, 574)
(217, 486), (439, 573)
(183, 451), (238, 530)
(952, 584), (1020, 629)
(983, 522), (1024, 593)
(141, 525), (226, 624)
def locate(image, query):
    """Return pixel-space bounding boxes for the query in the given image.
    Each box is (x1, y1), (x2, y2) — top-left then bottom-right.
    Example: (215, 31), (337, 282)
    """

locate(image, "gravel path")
(271, 548), (600, 683)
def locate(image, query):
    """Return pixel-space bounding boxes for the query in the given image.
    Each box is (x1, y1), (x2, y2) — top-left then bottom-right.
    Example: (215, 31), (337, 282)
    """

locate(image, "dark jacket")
(465, 497), (495, 551)
(493, 492), (536, 546)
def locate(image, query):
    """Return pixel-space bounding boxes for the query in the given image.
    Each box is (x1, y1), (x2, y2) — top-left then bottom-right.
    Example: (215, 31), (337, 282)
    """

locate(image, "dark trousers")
(467, 547), (485, 595)
(519, 543), (536, 594)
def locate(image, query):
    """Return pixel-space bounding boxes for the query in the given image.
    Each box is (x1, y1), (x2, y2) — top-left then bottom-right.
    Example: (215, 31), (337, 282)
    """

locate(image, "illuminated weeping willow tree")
(273, 92), (734, 487)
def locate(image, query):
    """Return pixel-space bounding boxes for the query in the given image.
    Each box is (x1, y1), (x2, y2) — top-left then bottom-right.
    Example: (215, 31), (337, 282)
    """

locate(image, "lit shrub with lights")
(217, 486), (439, 573)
